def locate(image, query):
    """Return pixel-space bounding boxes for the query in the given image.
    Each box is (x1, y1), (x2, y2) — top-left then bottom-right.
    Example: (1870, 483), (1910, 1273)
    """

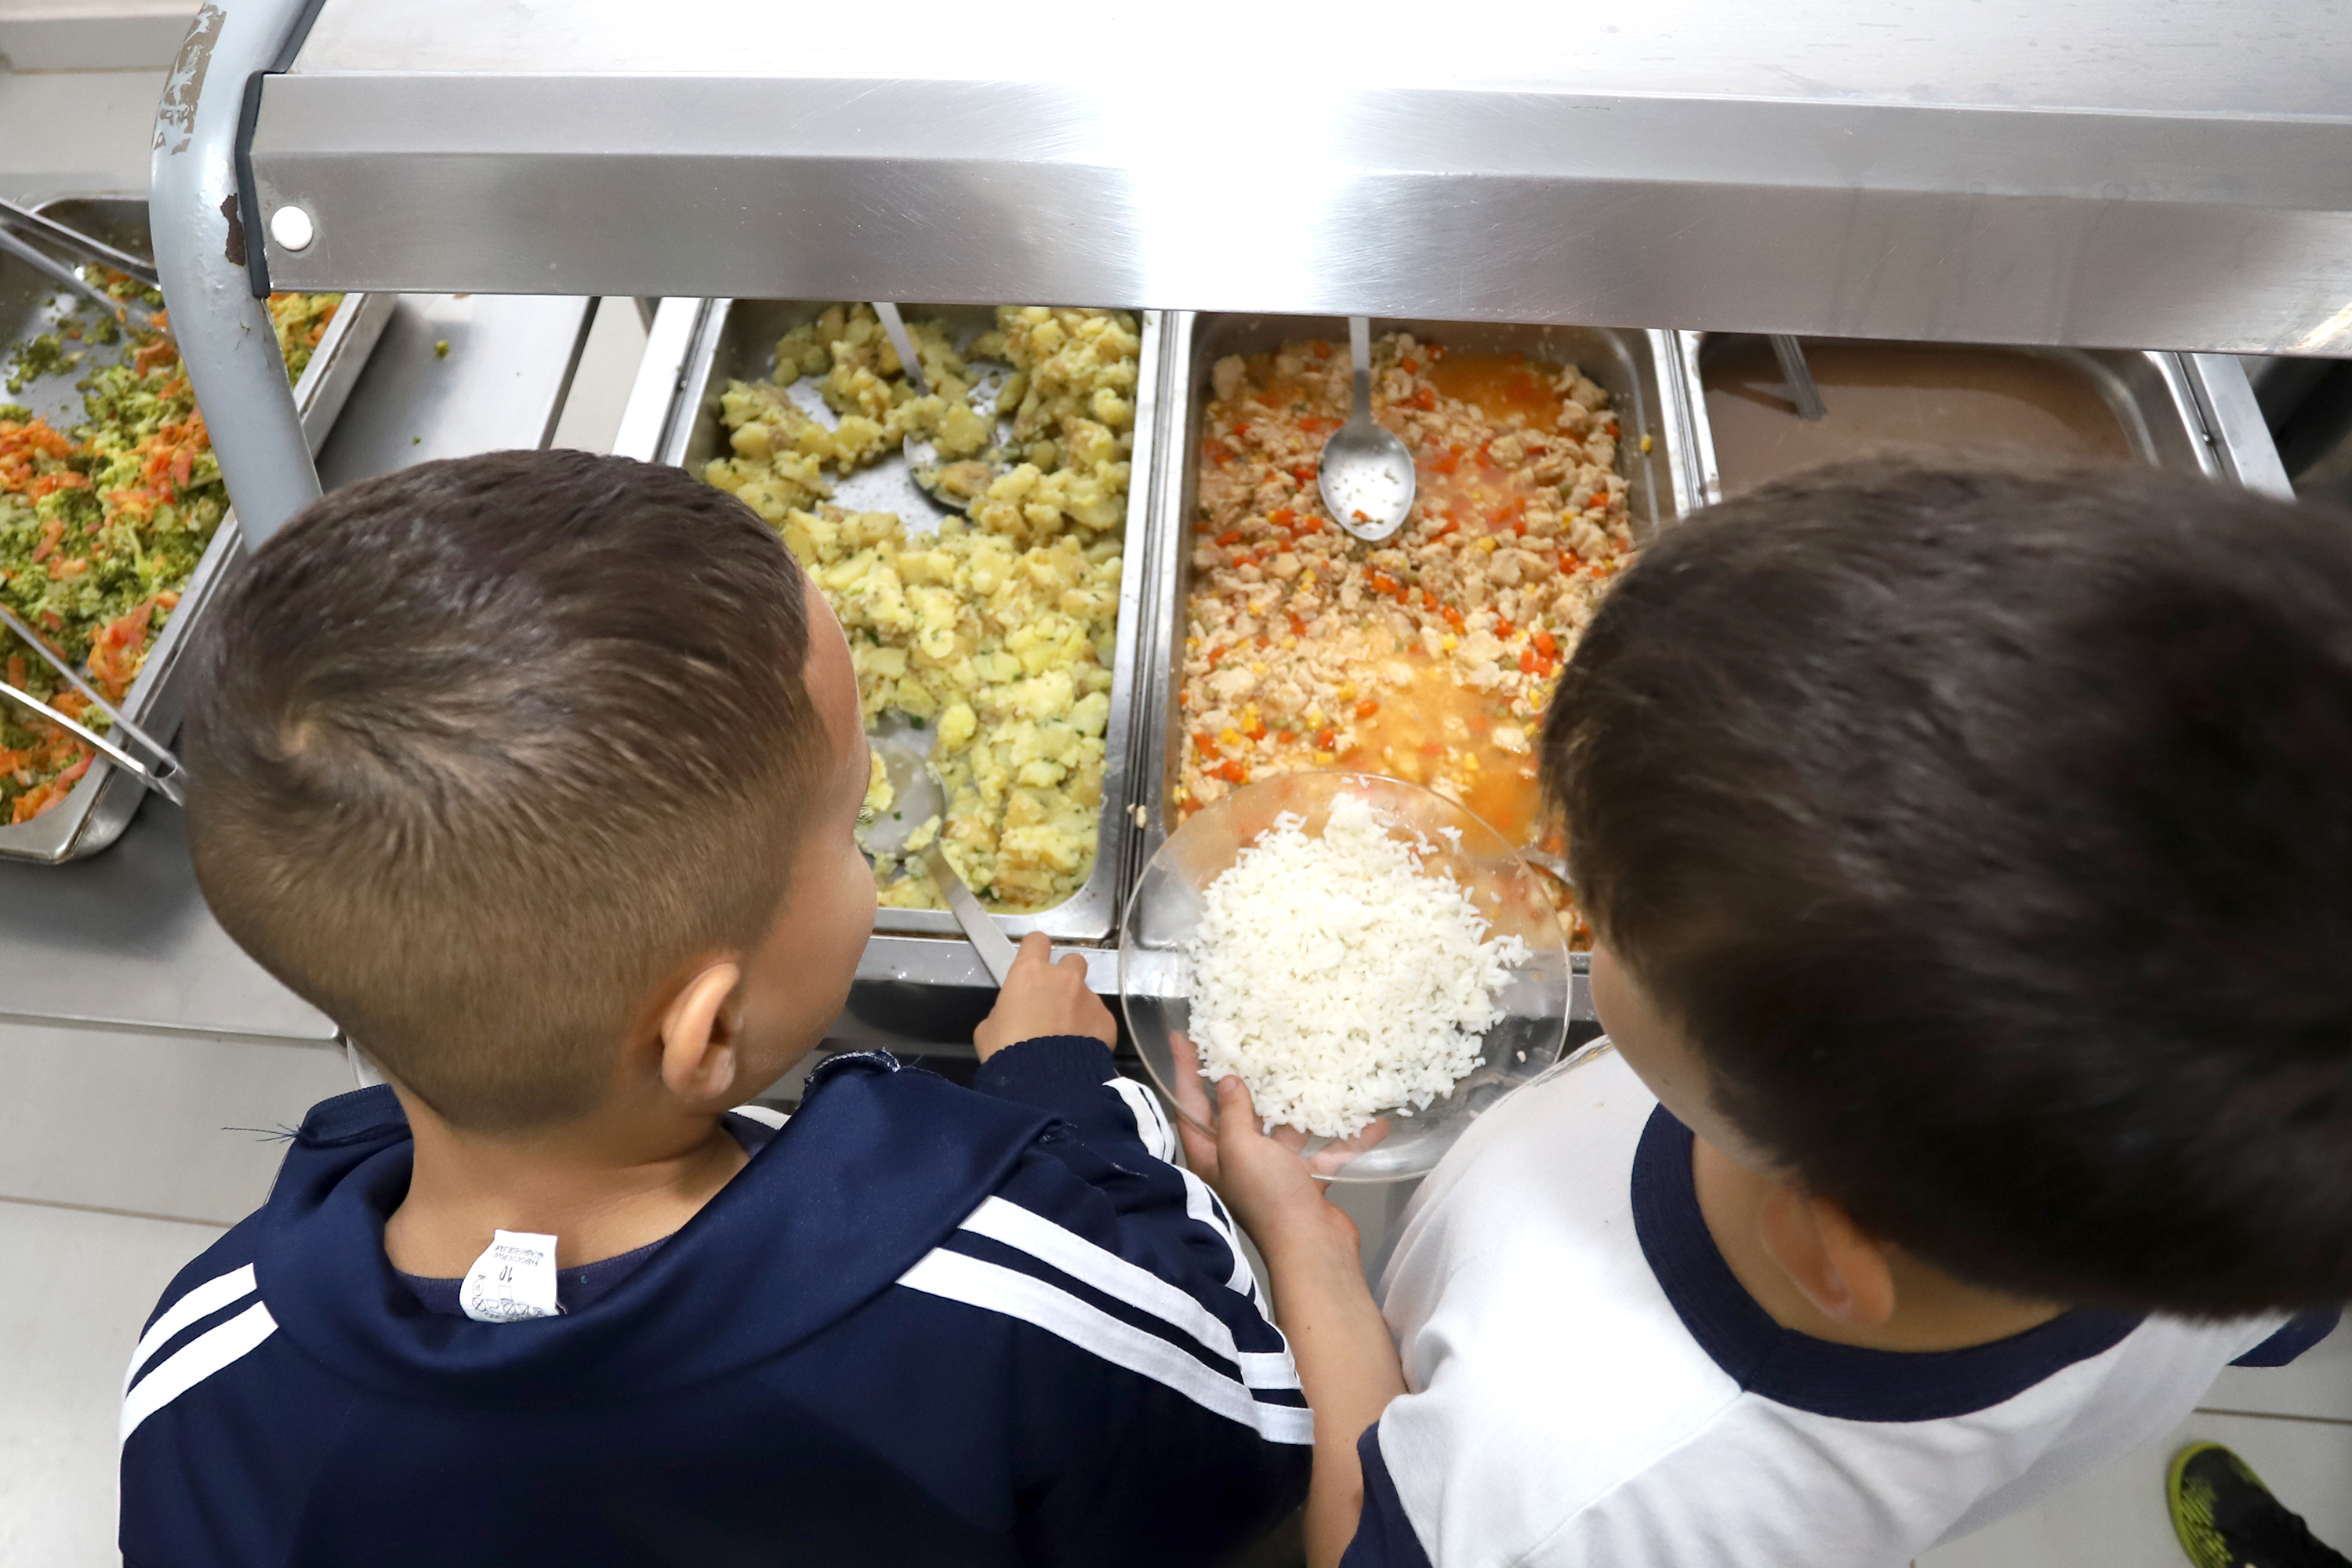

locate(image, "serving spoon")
(1768, 334), (1828, 421)
(873, 301), (1011, 513)
(1318, 316), (1417, 543)
(859, 713), (1020, 985)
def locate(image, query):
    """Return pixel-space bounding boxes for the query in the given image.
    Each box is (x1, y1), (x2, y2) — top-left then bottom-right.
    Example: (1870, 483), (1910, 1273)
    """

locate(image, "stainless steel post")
(150, 0), (323, 550)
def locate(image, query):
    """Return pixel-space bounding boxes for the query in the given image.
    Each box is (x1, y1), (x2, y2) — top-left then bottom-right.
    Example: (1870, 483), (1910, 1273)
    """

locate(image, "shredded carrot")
(10, 753), (91, 823)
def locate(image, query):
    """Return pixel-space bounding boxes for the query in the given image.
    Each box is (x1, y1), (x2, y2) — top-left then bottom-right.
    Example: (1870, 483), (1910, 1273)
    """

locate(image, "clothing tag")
(459, 1229), (562, 1323)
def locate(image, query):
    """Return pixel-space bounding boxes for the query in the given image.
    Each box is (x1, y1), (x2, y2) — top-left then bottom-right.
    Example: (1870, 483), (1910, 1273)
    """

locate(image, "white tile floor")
(0, 1196), (225, 1568)
(1923, 1407), (2352, 1568)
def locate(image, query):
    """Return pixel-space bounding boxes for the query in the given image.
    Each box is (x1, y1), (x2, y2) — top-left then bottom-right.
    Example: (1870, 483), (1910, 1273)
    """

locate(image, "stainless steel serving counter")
(0, 195), (393, 865)
(0, 287), (596, 1036)
(5, 0), (2329, 1062)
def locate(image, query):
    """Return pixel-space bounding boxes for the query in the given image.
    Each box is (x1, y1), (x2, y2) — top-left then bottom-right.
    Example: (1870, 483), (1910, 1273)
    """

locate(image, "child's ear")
(657, 960), (745, 1105)
(1755, 1185), (1897, 1328)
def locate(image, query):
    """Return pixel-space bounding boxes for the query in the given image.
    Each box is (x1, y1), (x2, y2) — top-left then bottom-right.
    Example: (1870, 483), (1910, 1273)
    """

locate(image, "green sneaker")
(2169, 1443), (2352, 1568)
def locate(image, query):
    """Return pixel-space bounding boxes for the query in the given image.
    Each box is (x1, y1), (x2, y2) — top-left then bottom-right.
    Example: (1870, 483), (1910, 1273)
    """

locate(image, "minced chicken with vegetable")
(1, 275), (339, 824)
(705, 305), (1138, 913)
(1178, 333), (1641, 942)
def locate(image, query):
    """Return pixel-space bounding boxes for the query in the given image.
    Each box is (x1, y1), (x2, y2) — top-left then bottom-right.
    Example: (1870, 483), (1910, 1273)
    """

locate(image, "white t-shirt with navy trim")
(1355, 1045), (2324, 1568)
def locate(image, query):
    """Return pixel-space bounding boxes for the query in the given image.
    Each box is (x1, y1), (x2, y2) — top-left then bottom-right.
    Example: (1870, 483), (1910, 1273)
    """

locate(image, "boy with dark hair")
(1195, 454), (2352, 1567)
(119, 450), (1308, 1567)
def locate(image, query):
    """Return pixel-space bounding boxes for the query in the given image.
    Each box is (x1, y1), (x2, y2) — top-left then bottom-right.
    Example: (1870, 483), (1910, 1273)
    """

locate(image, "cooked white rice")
(1185, 793), (1530, 1138)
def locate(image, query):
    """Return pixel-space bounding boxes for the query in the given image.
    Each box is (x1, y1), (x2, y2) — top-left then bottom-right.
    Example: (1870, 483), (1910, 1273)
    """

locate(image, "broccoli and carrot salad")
(0, 273), (338, 825)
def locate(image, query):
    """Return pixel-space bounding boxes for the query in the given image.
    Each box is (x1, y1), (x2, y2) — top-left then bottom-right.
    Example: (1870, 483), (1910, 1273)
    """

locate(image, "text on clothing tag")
(459, 1230), (561, 1322)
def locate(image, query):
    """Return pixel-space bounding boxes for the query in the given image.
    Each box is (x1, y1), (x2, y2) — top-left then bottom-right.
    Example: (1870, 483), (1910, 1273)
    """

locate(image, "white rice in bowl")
(1185, 793), (1530, 1138)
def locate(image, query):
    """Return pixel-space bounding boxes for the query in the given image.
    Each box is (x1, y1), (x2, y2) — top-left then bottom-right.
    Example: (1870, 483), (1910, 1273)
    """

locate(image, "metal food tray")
(641, 299), (1163, 944)
(1127, 314), (1701, 880)
(1668, 333), (2294, 506)
(0, 196), (392, 863)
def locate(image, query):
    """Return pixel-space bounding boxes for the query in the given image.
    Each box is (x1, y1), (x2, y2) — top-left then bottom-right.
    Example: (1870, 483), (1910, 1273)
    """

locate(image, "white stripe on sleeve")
(958, 1196), (1300, 1391)
(898, 1248), (1312, 1445)
(123, 1264), (257, 1393)
(120, 1300), (278, 1443)
(729, 1104), (789, 1130)
(1094, 1076), (1258, 1303)
(1180, 1167), (1262, 1305)
(1103, 1077), (1178, 1163)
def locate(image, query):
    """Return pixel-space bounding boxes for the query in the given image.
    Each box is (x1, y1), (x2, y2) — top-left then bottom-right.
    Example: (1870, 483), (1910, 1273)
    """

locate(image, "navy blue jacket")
(120, 1040), (1309, 1566)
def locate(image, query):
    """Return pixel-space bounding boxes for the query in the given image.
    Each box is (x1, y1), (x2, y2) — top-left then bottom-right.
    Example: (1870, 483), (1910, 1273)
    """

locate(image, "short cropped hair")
(184, 451), (826, 1131)
(1544, 452), (2352, 1314)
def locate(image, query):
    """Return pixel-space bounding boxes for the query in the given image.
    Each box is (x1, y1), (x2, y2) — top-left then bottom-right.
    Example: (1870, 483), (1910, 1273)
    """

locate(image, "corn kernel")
(1313, 752), (1336, 764)
(1639, 434), (1653, 453)
(1475, 535), (1498, 554)
(1282, 636), (1298, 650)
(1441, 634), (1459, 652)
(1338, 681), (1358, 700)
(1219, 728), (1243, 746)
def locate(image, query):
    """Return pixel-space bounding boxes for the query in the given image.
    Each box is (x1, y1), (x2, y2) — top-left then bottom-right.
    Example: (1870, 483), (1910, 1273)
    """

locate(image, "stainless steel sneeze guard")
(631, 299), (1164, 946)
(0, 198), (392, 864)
(243, 0), (2352, 355)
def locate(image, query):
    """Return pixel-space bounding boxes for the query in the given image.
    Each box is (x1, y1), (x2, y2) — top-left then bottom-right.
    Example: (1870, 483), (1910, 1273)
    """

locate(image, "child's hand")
(1170, 1033), (1386, 1262)
(1171, 1036), (1403, 1568)
(973, 933), (1116, 1061)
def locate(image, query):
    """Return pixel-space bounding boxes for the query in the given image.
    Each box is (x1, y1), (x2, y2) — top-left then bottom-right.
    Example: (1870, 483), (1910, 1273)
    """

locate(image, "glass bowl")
(1120, 771), (1570, 1183)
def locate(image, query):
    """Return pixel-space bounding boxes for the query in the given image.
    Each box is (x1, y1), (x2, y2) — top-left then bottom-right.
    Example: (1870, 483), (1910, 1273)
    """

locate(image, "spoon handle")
(924, 840), (1022, 985)
(1769, 334), (1828, 421)
(872, 302), (930, 397)
(1350, 314), (1373, 419)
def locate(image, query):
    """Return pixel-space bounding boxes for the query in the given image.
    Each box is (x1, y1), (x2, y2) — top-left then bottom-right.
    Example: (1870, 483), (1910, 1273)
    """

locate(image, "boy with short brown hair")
(120, 450), (1308, 1567)
(1203, 454), (2352, 1567)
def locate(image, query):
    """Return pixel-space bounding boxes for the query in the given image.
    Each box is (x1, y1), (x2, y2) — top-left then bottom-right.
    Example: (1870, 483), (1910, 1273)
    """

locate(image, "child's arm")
(961, 937), (1312, 1563)
(1179, 1076), (1409, 1568)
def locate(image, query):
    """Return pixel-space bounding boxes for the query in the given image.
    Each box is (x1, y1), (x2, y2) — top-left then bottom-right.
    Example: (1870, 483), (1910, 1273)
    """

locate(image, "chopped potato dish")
(1179, 334), (1642, 945)
(706, 304), (1139, 913)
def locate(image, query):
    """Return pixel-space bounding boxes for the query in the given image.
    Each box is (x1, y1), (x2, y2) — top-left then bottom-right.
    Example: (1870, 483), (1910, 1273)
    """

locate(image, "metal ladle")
(1769, 334), (1828, 421)
(1318, 317), (1417, 543)
(859, 713), (1019, 985)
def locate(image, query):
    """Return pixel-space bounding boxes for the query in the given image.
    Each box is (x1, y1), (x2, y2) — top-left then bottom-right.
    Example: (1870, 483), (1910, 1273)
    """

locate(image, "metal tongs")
(0, 197), (167, 338)
(0, 606), (184, 807)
